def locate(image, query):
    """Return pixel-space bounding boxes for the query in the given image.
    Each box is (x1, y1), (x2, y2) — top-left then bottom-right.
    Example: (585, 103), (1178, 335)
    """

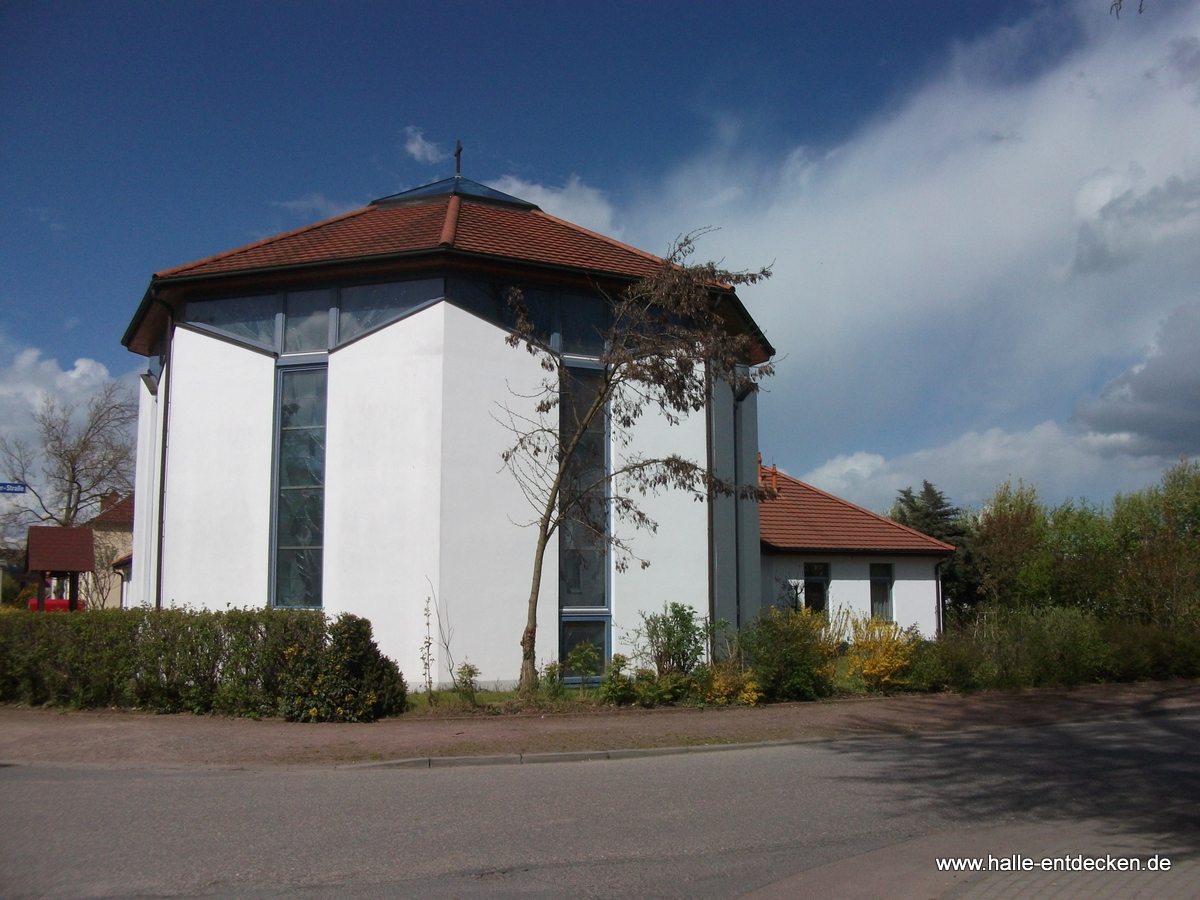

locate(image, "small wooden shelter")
(25, 526), (96, 611)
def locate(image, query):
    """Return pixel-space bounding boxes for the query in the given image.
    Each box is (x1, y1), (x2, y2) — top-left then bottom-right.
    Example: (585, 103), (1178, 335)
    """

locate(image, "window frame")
(269, 357), (329, 609)
(869, 563), (894, 621)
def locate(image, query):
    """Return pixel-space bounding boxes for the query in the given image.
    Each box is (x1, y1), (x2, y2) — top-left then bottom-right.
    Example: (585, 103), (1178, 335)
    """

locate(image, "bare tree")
(500, 234), (774, 694)
(0, 381), (137, 541)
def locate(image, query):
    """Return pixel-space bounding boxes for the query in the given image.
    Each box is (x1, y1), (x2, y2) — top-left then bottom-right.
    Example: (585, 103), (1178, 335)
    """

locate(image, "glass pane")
(560, 620), (606, 675)
(560, 518), (606, 608)
(869, 563), (893, 581)
(279, 429), (325, 487)
(276, 488), (323, 547)
(275, 548), (323, 608)
(185, 295), (278, 347)
(280, 369), (327, 428)
(804, 580), (827, 613)
(339, 279), (444, 343)
(870, 581), (892, 620)
(517, 288), (554, 344)
(446, 278), (507, 327)
(561, 294), (608, 356)
(284, 290), (332, 353)
(804, 562), (830, 579)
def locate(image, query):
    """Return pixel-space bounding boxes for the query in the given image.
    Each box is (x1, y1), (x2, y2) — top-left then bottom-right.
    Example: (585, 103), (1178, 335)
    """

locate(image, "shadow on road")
(829, 693), (1200, 852)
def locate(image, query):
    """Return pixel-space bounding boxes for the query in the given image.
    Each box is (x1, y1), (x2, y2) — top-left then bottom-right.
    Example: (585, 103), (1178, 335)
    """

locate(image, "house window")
(560, 619), (607, 679)
(339, 279), (444, 344)
(803, 562), (830, 613)
(185, 294), (278, 348)
(184, 278), (448, 353)
(559, 368), (609, 667)
(869, 563), (893, 621)
(273, 366), (326, 608)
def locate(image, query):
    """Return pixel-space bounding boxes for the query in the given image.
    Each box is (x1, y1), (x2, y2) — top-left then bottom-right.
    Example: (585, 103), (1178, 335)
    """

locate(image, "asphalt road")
(3, 712), (1198, 900)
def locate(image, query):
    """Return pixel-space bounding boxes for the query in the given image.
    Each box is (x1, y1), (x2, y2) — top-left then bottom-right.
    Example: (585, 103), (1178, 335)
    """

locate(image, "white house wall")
(128, 371), (161, 607)
(438, 302), (557, 687)
(761, 553), (941, 637)
(159, 328), (275, 609)
(323, 303), (446, 682)
(610, 387), (709, 658)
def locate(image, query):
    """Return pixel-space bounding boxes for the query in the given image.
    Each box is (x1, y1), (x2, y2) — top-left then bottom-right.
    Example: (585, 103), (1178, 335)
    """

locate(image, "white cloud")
(488, 174), (621, 237)
(272, 193), (362, 220)
(616, 0), (1200, 505)
(801, 421), (1165, 513)
(403, 126), (447, 165)
(0, 340), (114, 462)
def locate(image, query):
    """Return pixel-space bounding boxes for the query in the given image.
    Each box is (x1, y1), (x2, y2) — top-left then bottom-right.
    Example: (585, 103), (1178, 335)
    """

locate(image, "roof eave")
(761, 541), (955, 557)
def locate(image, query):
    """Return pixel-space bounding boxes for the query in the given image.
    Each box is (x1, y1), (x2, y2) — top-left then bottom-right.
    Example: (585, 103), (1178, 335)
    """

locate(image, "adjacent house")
(758, 464), (954, 636)
(121, 175), (772, 686)
(84, 493), (134, 610)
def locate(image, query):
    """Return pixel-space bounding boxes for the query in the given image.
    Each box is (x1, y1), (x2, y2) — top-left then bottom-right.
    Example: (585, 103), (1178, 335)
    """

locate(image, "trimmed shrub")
(0, 608), (405, 721)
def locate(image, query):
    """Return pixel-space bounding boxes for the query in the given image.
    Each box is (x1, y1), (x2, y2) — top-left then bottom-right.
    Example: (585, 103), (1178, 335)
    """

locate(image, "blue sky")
(3, 0), (1199, 511)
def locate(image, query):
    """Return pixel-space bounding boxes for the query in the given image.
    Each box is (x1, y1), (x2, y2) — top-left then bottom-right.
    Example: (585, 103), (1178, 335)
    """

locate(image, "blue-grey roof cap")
(373, 176), (538, 210)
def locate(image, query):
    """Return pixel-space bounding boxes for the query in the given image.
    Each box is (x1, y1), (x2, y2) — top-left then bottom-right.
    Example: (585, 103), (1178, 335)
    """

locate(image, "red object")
(28, 596), (85, 612)
(153, 196), (664, 282)
(759, 464), (956, 555)
(26, 526), (96, 572)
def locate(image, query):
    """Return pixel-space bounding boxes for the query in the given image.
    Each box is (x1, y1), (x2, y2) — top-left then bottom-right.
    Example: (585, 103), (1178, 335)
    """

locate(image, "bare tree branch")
(500, 233), (775, 694)
(0, 381), (137, 544)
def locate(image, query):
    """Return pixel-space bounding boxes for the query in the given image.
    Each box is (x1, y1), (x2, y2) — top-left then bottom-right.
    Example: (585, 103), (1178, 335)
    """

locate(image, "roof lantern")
(373, 176), (538, 211)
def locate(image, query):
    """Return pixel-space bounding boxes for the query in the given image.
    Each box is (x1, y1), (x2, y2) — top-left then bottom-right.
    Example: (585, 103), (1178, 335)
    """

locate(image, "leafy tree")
(500, 234), (773, 695)
(889, 480), (975, 612)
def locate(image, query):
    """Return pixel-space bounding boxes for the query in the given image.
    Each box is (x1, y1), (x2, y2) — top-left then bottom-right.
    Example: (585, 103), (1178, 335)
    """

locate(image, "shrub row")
(0, 608), (406, 721)
(591, 602), (1200, 708)
(909, 605), (1200, 693)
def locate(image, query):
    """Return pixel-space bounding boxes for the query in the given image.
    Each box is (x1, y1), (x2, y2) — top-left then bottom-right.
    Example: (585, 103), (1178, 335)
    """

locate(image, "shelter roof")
(26, 526), (96, 573)
(759, 465), (954, 556)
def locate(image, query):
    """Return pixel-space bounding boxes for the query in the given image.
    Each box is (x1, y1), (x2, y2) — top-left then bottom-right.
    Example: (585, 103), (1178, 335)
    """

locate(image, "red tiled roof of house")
(154, 198), (664, 281)
(86, 494), (134, 530)
(759, 465), (954, 555)
(26, 526), (97, 572)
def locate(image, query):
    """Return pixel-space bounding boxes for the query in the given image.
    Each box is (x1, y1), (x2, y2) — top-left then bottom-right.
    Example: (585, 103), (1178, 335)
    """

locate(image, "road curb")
(341, 736), (834, 769)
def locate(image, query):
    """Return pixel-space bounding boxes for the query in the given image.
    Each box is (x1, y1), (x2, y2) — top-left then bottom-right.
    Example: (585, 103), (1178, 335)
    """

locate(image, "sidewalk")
(737, 820), (1197, 900)
(2, 679), (1198, 769)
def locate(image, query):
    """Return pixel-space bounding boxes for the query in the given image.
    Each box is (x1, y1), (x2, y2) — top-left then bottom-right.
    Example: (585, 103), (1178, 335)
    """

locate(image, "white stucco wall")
(438, 302), (557, 687)
(609, 390), (710, 658)
(159, 328), (275, 609)
(761, 553), (941, 637)
(323, 303), (446, 680)
(128, 372), (160, 607)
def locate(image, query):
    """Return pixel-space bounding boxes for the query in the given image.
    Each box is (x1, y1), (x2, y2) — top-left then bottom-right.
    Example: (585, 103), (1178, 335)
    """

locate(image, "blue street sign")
(0, 483), (28, 494)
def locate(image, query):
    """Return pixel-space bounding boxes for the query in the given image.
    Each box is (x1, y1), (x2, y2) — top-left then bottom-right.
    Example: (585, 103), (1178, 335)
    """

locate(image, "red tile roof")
(154, 198), (664, 281)
(759, 465), (954, 555)
(86, 494), (134, 530)
(26, 527), (97, 572)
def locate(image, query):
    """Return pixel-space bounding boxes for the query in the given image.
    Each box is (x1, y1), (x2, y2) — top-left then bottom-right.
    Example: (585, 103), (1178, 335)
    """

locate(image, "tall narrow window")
(869, 563), (893, 621)
(803, 562), (830, 613)
(274, 367), (326, 607)
(559, 368), (609, 669)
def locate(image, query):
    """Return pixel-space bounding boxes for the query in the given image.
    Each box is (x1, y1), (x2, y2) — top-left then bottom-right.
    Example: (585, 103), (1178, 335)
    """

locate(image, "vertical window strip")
(273, 367), (327, 608)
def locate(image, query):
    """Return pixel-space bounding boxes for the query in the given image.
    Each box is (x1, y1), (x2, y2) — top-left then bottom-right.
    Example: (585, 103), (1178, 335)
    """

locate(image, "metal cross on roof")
(455, 140), (462, 176)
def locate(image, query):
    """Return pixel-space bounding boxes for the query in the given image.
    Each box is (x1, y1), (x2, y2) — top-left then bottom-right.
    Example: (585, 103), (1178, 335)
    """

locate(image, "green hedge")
(0, 608), (406, 721)
(906, 605), (1200, 693)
